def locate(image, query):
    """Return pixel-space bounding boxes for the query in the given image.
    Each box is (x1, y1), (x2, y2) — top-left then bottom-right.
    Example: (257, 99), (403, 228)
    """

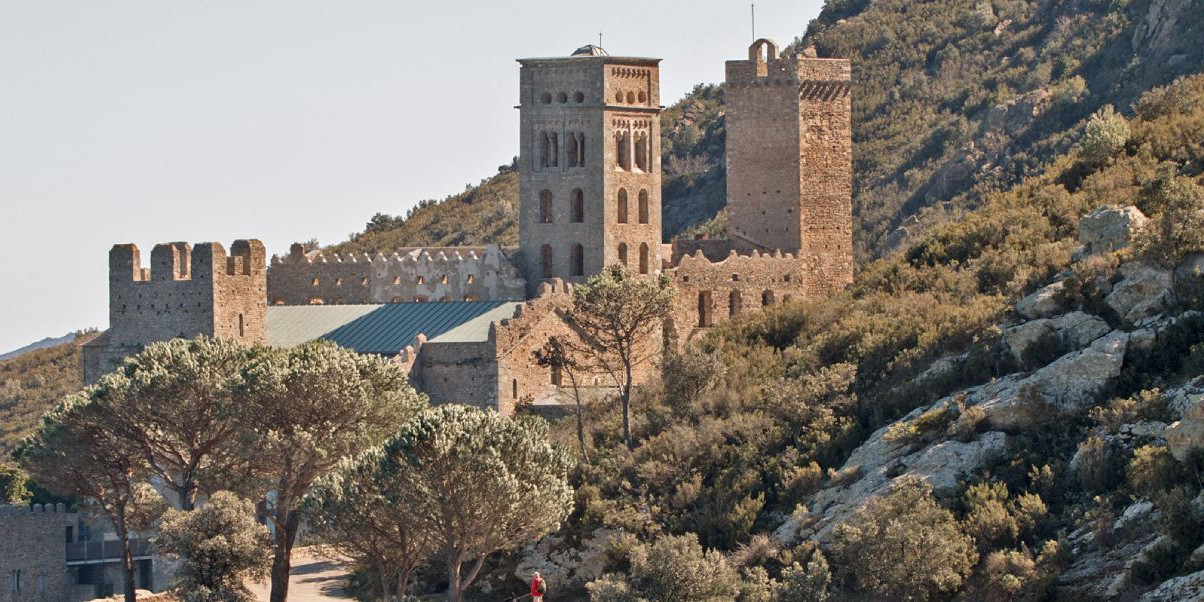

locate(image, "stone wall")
(83, 240), (267, 384)
(267, 243), (525, 305)
(665, 250), (818, 344)
(0, 504), (76, 600)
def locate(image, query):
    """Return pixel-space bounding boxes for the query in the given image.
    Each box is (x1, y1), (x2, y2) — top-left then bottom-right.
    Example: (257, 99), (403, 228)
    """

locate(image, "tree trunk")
(375, 557), (392, 601)
(447, 553), (462, 602)
(621, 362), (634, 448)
(115, 505), (136, 602)
(570, 373), (590, 464)
(398, 568), (411, 602)
(269, 507), (301, 602)
(178, 479), (197, 512)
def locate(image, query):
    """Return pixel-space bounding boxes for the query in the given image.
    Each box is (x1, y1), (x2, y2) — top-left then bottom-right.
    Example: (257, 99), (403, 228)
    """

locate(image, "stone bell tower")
(517, 45), (663, 295)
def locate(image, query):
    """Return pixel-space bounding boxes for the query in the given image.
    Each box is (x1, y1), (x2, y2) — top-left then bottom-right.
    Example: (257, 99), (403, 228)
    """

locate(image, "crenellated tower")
(517, 45), (663, 295)
(723, 39), (853, 292)
(83, 239), (267, 383)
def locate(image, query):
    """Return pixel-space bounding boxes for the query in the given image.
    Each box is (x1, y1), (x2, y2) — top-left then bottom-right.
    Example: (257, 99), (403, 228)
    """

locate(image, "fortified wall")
(267, 243), (526, 305)
(82, 240), (267, 384)
(0, 503), (77, 600)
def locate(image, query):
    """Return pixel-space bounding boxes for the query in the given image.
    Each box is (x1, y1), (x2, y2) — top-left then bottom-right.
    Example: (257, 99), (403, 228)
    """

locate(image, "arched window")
(574, 92), (584, 103)
(638, 190), (649, 224)
(616, 132), (631, 171)
(540, 244), (554, 278)
(617, 189), (628, 223)
(512, 379), (519, 399)
(615, 91), (624, 103)
(567, 135), (580, 168)
(557, 92), (568, 103)
(729, 289), (742, 316)
(571, 189), (584, 223)
(638, 91), (647, 103)
(639, 243), (650, 275)
(698, 291), (713, 327)
(539, 190), (553, 223)
(540, 133), (551, 168)
(762, 290), (776, 306)
(617, 243), (628, 266)
(540, 92), (552, 104)
(626, 91), (636, 104)
(571, 244), (584, 276)
(238, 313), (245, 337)
(634, 133), (649, 172)
(551, 364), (562, 386)
(577, 133), (586, 166)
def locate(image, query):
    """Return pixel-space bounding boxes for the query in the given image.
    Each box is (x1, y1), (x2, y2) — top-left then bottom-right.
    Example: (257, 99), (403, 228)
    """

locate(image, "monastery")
(80, 39), (853, 414)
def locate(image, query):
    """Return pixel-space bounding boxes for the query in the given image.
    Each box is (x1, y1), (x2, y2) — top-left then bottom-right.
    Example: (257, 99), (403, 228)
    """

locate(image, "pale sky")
(0, 0), (823, 353)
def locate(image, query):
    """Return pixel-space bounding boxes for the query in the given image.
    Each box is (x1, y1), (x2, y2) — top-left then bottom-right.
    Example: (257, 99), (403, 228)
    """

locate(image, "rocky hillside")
(0, 331), (97, 460)
(494, 72), (1204, 600)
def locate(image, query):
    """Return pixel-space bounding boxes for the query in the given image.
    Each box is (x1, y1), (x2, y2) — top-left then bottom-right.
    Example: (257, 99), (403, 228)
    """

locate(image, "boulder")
(1004, 311), (1111, 364)
(980, 331), (1128, 429)
(1016, 280), (1067, 320)
(775, 429), (1008, 544)
(1166, 399), (1204, 463)
(1106, 262), (1172, 323)
(1079, 205), (1149, 254)
(1139, 568), (1204, 601)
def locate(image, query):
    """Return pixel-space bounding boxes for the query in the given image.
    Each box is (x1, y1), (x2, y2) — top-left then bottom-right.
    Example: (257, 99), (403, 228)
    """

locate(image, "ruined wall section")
(84, 240), (266, 383)
(665, 250), (816, 344)
(0, 503), (76, 600)
(267, 244), (525, 305)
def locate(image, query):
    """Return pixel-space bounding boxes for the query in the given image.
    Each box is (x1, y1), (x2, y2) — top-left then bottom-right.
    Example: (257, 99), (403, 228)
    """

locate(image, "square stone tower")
(724, 39), (853, 288)
(82, 239), (267, 383)
(517, 45), (663, 294)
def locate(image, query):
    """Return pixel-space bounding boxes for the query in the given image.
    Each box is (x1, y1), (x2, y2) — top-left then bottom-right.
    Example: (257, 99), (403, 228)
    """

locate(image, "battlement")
(267, 243), (526, 306)
(0, 503), (73, 516)
(725, 39), (851, 85)
(110, 240), (266, 284)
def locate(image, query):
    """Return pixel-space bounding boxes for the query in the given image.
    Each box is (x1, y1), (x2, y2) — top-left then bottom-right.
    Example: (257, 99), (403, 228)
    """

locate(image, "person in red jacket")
(530, 571), (546, 601)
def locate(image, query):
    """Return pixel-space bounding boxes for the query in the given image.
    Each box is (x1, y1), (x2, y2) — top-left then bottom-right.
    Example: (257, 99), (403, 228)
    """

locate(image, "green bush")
(1080, 105), (1130, 166)
(775, 552), (831, 602)
(830, 478), (977, 601)
(1126, 445), (1182, 494)
(587, 533), (741, 602)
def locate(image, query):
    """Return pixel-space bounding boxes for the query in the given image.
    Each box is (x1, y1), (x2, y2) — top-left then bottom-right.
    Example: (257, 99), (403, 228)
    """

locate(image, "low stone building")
(0, 503), (154, 601)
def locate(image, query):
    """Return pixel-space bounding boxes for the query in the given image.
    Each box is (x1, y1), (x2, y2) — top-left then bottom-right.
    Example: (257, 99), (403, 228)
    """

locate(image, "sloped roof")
(266, 301), (513, 355)
(428, 302), (522, 343)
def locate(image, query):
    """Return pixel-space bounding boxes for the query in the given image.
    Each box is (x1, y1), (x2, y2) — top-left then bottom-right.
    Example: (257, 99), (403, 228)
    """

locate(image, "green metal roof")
(266, 301), (513, 355)
(428, 302), (522, 343)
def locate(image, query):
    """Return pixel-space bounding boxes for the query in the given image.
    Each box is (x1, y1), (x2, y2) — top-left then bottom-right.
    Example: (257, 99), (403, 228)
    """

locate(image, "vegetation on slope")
(0, 330), (97, 460)
(533, 72), (1204, 599)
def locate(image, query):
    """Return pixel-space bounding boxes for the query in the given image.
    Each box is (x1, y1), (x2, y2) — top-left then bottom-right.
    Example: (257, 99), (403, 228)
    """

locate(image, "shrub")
(588, 533), (741, 602)
(154, 492), (271, 602)
(1080, 105), (1130, 166)
(775, 551), (831, 602)
(1127, 445), (1182, 494)
(1134, 167), (1204, 267)
(830, 478), (977, 601)
(1090, 390), (1171, 432)
(1072, 436), (1122, 493)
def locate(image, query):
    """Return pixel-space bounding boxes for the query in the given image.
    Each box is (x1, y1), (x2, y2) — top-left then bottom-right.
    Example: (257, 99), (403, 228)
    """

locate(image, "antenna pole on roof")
(599, 31), (603, 49)
(751, 3), (756, 40)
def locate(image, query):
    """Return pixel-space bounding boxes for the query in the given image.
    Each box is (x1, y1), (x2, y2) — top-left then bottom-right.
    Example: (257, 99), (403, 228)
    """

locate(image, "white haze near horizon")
(0, 0), (824, 353)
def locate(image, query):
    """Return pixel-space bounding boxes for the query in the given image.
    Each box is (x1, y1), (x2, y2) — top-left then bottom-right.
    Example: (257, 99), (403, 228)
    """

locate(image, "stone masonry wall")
(267, 243), (525, 305)
(665, 250), (817, 344)
(0, 504), (76, 601)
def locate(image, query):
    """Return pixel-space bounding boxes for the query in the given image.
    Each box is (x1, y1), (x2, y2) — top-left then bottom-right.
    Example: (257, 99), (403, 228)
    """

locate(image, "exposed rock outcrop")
(1079, 205), (1148, 255)
(1106, 263), (1172, 323)
(1016, 280), (1067, 319)
(1003, 311), (1111, 364)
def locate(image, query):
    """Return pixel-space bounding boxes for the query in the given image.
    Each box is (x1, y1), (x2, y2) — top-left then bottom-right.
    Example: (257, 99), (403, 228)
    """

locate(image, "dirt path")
(247, 548), (352, 601)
